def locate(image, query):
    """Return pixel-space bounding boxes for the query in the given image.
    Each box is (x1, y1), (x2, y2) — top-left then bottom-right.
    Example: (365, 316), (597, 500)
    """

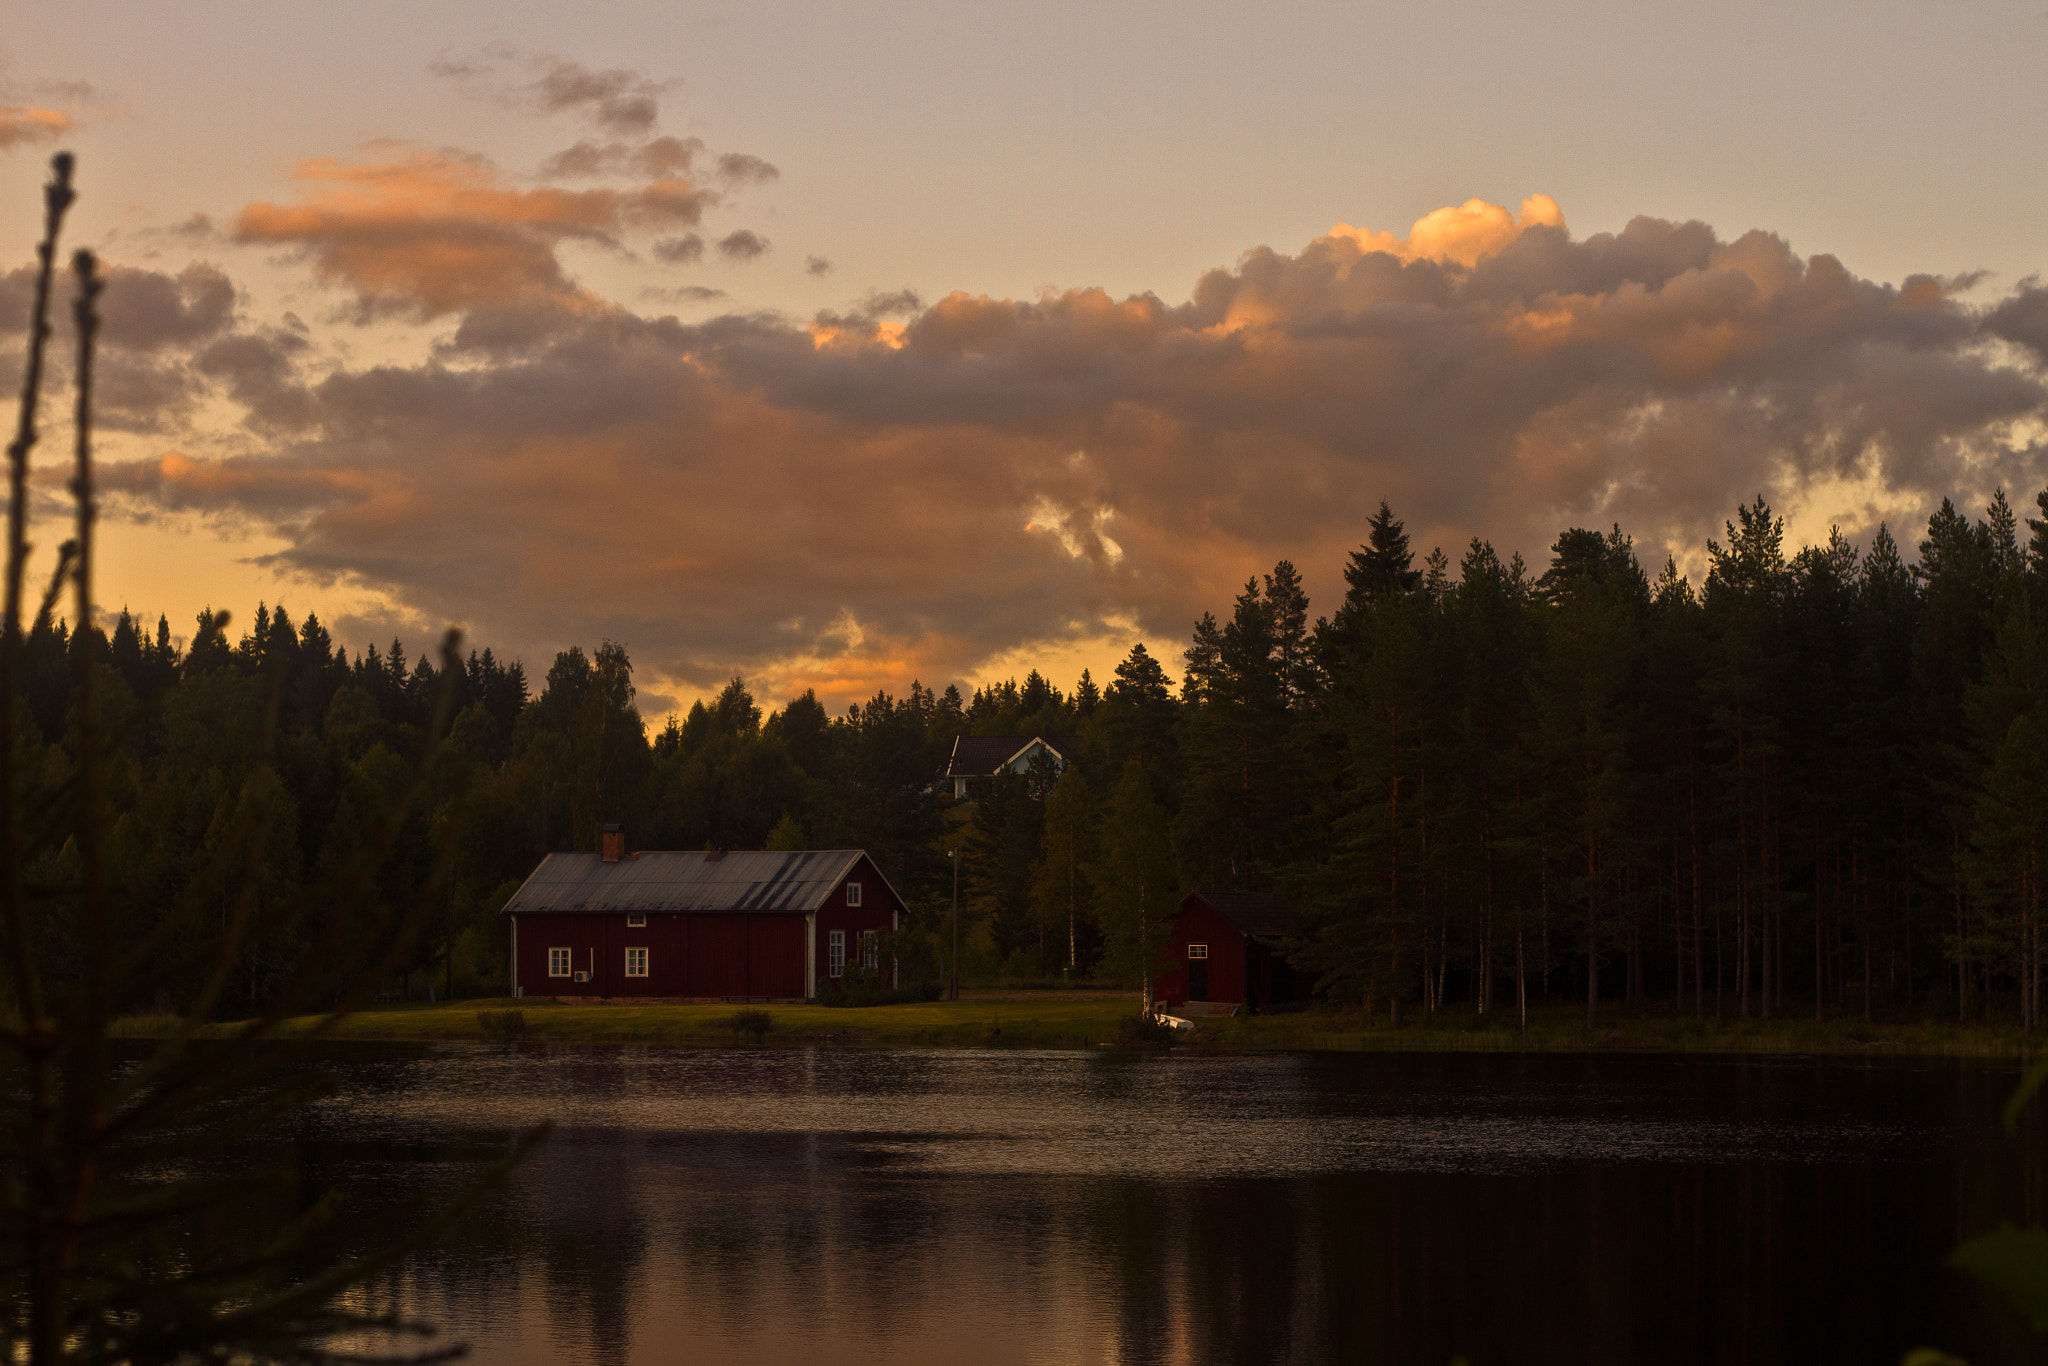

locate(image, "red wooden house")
(503, 829), (904, 1000)
(1156, 891), (1305, 1013)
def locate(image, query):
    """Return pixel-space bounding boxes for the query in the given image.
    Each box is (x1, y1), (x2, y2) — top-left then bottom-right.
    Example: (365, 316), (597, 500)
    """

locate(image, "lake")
(290, 1044), (2045, 1364)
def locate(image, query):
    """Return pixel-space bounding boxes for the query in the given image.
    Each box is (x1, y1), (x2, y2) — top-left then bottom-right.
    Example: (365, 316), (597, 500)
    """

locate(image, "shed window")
(548, 947), (572, 977)
(626, 913), (646, 928)
(829, 929), (846, 978)
(846, 882), (863, 907)
(625, 947), (648, 977)
(1187, 944), (1209, 960)
(861, 929), (879, 973)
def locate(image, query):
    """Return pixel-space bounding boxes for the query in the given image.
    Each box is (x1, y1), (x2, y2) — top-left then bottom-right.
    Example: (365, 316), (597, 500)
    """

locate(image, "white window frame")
(828, 929), (846, 978)
(1188, 943), (1209, 960)
(861, 929), (879, 973)
(625, 947), (648, 978)
(549, 947), (572, 977)
(626, 913), (646, 928)
(845, 882), (863, 907)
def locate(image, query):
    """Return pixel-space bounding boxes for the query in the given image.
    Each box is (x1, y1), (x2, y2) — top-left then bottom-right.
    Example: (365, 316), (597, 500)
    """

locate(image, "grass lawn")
(112, 995), (1150, 1050)
(111, 996), (2048, 1057)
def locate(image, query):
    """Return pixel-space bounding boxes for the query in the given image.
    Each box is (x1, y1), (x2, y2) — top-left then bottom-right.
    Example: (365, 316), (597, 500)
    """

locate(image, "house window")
(1188, 944), (1209, 960)
(861, 930), (879, 973)
(626, 913), (647, 928)
(625, 947), (648, 977)
(846, 882), (863, 907)
(549, 948), (572, 977)
(829, 929), (846, 978)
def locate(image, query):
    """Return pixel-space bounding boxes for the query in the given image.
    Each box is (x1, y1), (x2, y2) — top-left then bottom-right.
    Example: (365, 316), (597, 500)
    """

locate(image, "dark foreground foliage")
(0, 155), (539, 1365)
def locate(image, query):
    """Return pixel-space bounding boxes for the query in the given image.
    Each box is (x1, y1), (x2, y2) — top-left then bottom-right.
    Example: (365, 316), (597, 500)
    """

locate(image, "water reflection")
(294, 1047), (2044, 1364)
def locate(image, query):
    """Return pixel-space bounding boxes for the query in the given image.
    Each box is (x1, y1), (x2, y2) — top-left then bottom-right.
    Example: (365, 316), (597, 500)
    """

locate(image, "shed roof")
(1185, 891), (1296, 939)
(502, 849), (898, 916)
(943, 734), (1081, 779)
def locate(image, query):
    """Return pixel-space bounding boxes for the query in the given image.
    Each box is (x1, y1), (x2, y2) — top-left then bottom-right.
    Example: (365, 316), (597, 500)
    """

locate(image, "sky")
(3, 0), (2047, 718)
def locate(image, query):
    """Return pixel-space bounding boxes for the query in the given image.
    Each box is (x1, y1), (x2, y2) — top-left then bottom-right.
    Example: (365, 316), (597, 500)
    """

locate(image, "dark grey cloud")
(653, 233), (704, 265)
(433, 50), (677, 135)
(0, 261), (246, 433)
(714, 153), (779, 185)
(641, 284), (726, 304)
(0, 262), (236, 350)
(93, 203), (2048, 704)
(1987, 284), (2048, 363)
(195, 330), (315, 431)
(859, 288), (921, 318)
(808, 289), (923, 341)
(539, 135), (704, 181)
(100, 263), (236, 350)
(806, 256), (833, 277)
(715, 229), (768, 262)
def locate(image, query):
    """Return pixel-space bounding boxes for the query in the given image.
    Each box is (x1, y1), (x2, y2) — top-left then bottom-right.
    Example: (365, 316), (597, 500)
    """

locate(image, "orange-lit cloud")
(0, 105), (69, 150)
(1326, 193), (1564, 267)
(233, 148), (716, 319)
(84, 195), (2048, 707)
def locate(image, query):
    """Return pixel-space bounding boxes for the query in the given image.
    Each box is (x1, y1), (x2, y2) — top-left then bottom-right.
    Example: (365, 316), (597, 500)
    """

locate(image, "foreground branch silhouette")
(0, 154), (540, 1365)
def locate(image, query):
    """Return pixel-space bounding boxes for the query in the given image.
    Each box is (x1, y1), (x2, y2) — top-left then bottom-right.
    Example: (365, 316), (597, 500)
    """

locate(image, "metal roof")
(1186, 891), (1296, 939)
(942, 734), (1080, 779)
(501, 849), (894, 916)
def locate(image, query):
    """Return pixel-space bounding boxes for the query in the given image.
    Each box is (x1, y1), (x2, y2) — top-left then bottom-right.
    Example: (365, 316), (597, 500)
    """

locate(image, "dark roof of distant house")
(1185, 891), (1296, 938)
(943, 734), (1082, 779)
(501, 850), (900, 916)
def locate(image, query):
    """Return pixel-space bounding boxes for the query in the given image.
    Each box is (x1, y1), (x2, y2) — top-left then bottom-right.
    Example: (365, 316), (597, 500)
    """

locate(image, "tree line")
(28, 486), (2048, 1023)
(1167, 489), (2048, 1029)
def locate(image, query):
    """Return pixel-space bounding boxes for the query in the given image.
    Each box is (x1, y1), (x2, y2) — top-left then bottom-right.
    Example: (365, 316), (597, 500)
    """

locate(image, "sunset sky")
(5, 0), (2047, 716)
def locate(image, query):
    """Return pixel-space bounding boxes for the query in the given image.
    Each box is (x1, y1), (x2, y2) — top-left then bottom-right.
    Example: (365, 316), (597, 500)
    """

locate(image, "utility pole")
(949, 848), (960, 1001)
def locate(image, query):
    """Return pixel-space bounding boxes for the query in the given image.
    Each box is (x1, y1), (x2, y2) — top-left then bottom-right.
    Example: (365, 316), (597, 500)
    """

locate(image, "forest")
(29, 486), (2048, 1027)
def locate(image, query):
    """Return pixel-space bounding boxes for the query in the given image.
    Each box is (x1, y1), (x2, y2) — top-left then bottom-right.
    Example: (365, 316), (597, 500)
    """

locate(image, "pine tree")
(1031, 766), (1095, 974)
(1102, 642), (1177, 778)
(1705, 498), (1792, 1018)
(1537, 525), (1649, 1028)
(1092, 760), (1177, 1007)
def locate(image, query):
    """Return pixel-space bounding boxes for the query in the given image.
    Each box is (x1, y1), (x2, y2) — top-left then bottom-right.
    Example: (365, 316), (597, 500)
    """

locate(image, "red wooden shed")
(1156, 891), (1305, 1012)
(503, 837), (904, 1001)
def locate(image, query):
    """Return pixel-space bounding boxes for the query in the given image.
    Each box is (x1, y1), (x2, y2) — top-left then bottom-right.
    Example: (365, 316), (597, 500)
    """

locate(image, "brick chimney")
(601, 824), (624, 863)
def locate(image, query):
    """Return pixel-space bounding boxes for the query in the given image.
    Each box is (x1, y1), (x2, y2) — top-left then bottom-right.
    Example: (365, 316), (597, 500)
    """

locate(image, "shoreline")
(109, 997), (2048, 1060)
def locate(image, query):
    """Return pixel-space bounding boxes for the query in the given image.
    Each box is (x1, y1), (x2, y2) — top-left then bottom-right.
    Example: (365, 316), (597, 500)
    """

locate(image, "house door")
(1188, 957), (1209, 1000)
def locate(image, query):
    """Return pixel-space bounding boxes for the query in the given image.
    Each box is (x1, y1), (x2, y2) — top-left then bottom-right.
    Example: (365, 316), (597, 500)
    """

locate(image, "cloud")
(1326, 193), (1565, 268)
(806, 256), (833, 277)
(0, 105), (69, 150)
(641, 283), (726, 304)
(714, 153), (778, 185)
(1987, 284), (2048, 364)
(99, 195), (2048, 706)
(653, 233), (704, 264)
(0, 261), (244, 433)
(0, 71), (112, 152)
(715, 229), (768, 262)
(233, 147), (715, 319)
(432, 50), (676, 135)
(538, 135), (703, 181)
(195, 329), (315, 431)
